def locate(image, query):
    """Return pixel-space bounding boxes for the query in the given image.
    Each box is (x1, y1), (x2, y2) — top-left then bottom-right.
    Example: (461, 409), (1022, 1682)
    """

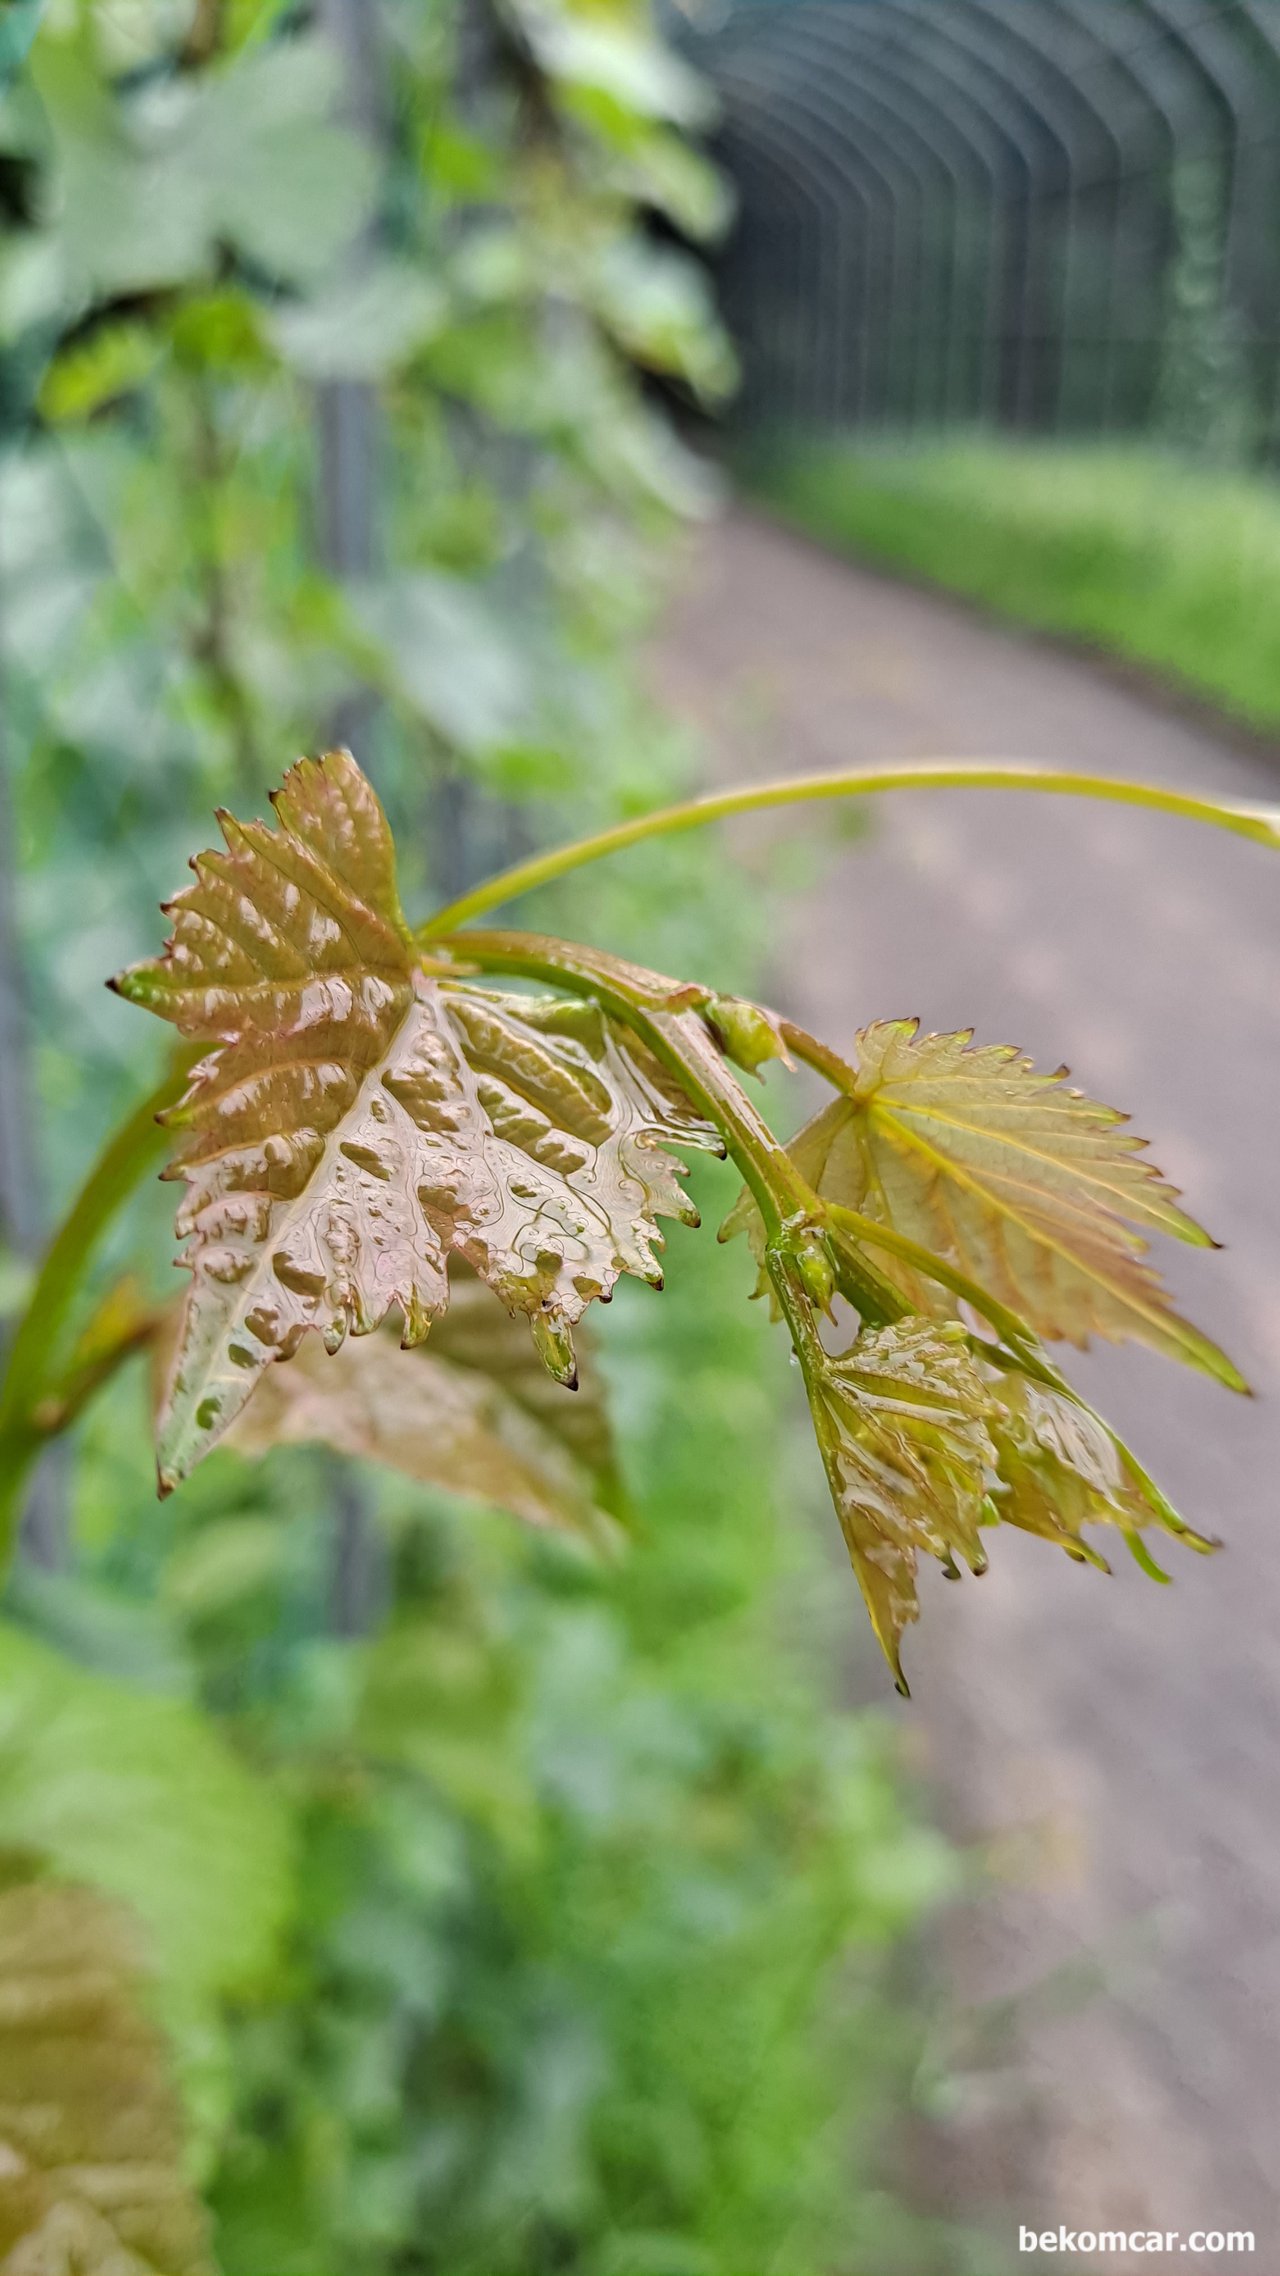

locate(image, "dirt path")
(652, 510), (1280, 2273)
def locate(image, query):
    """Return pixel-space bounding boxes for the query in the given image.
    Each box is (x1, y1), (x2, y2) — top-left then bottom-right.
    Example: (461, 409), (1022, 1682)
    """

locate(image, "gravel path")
(651, 510), (1280, 2275)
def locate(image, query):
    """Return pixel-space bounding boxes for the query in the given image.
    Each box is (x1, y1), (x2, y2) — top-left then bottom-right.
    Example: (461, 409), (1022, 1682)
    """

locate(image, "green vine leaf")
(227, 1265), (620, 1538)
(110, 750), (709, 1492)
(784, 1284), (1216, 1687)
(745, 1019), (1243, 1389)
(991, 1375), (1217, 1572)
(803, 1319), (1001, 1692)
(0, 1878), (213, 2276)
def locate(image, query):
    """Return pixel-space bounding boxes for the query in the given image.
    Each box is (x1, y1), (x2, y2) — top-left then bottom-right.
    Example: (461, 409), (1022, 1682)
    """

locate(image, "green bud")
(795, 1234), (836, 1314)
(703, 995), (787, 1076)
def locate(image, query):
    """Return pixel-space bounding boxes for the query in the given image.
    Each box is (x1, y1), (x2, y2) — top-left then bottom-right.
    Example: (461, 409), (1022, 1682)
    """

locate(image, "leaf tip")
(107, 965), (146, 1006)
(1079, 1547), (1113, 1574)
(530, 1309), (578, 1388)
(1125, 1531), (1172, 1584)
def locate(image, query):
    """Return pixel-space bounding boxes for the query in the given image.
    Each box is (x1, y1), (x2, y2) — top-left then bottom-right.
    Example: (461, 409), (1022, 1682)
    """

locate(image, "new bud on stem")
(702, 995), (790, 1077)
(793, 1232), (837, 1315)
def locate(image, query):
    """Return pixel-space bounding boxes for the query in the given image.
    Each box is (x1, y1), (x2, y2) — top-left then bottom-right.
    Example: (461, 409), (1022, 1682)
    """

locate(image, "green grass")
(752, 432), (1280, 734)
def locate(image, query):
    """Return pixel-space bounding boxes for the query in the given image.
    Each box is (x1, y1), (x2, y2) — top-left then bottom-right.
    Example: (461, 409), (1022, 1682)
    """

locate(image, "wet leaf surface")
(112, 751), (705, 1490)
(806, 1320), (1000, 1691)
(990, 1374), (1216, 1571)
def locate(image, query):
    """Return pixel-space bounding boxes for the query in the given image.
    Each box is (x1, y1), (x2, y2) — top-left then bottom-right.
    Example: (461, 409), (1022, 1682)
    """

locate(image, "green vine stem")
(418, 763), (1280, 937)
(0, 1054), (191, 1550)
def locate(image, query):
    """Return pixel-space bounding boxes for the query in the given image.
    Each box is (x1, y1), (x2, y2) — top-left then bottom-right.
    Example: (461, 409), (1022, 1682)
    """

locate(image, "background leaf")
(0, 1878), (213, 2276)
(30, 32), (376, 297)
(228, 1267), (620, 1538)
(0, 1623), (290, 2002)
(0, 1622), (293, 2159)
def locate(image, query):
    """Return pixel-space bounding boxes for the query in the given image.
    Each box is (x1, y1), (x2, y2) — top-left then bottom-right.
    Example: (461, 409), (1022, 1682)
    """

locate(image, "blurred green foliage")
(0, 4), (961, 2268)
(61, 1179), (953, 2275)
(752, 431), (1280, 737)
(0, 0), (733, 1181)
(0, 1), (39, 86)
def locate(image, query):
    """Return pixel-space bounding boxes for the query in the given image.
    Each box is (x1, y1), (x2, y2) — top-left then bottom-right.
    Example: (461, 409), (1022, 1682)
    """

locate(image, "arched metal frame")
(689, 0), (1280, 455)
(721, 35), (967, 424)
(742, 14), (1019, 422)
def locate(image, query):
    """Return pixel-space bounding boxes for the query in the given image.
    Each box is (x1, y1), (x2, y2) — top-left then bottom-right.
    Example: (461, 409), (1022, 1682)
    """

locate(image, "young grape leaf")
(991, 1375), (1217, 1572)
(737, 1020), (1242, 1388)
(228, 1267), (620, 1538)
(804, 1319), (1001, 1692)
(0, 1878), (213, 2276)
(110, 749), (710, 1492)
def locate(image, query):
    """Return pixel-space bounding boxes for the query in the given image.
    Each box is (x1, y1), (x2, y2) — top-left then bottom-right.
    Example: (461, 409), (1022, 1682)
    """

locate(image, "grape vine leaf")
(991, 1375), (1217, 1572)
(732, 1019), (1243, 1389)
(0, 1878), (213, 2276)
(110, 749), (709, 1492)
(805, 1320), (1001, 1691)
(228, 1265), (620, 1538)
(796, 1310), (1214, 1686)
(0, 1619), (294, 2163)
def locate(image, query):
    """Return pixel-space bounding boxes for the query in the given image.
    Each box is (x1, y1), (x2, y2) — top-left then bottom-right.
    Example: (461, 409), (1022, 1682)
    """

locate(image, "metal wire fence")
(686, 0), (1280, 455)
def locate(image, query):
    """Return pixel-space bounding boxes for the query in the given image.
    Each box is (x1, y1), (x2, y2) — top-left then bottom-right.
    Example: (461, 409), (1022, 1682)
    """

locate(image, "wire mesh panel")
(688, 0), (1280, 455)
